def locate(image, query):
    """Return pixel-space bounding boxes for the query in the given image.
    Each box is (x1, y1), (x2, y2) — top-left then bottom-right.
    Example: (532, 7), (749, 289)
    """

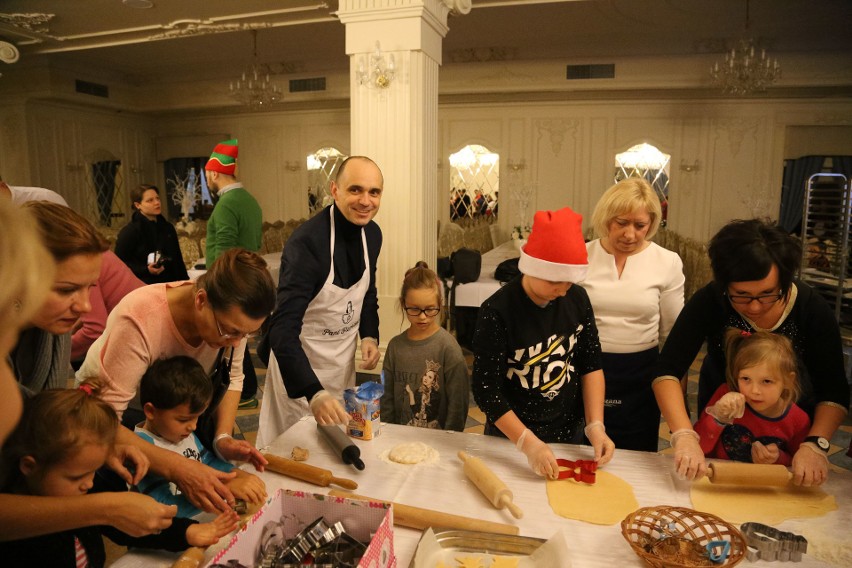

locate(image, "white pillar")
(338, 0), (470, 359)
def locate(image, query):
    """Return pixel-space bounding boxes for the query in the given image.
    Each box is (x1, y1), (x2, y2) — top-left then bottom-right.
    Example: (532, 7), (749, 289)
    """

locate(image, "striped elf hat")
(205, 139), (238, 175)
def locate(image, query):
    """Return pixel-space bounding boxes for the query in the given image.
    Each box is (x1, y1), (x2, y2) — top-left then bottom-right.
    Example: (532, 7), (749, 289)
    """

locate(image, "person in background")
(472, 207), (615, 478)
(0, 174), (68, 206)
(694, 329), (809, 465)
(114, 184), (189, 285)
(582, 178), (684, 452)
(77, 248), (274, 513)
(381, 262), (469, 431)
(258, 156), (383, 447)
(204, 139), (264, 409)
(1, 200), (177, 544)
(71, 250), (144, 364)
(0, 199), (55, 445)
(135, 357), (266, 517)
(0, 381), (238, 565)
(653, 218), (849, 486)
(474, 189), (488, 216)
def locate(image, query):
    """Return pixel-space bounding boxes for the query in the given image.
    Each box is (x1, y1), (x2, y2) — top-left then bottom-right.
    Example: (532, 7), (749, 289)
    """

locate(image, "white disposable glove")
(750, 441), (780, 465)
(792, 442), (829, 487)
(583, 421), (615, 465)
(309, 390), (350, 425)
(705, 392), (746, 424)
(670, 428), (707, 480)
(516, 428), (558, 479)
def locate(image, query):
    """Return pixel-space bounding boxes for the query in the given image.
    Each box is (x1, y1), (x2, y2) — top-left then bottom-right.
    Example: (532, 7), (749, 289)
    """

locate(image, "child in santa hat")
(471, 207), (615, 478)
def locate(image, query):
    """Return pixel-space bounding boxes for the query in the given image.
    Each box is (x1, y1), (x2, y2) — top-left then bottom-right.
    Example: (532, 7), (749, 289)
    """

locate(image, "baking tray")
(407, 528), (547, 567)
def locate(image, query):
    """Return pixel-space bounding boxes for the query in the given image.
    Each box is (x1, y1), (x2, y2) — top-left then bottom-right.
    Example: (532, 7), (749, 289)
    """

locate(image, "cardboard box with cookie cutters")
(209, 489), (395, 567)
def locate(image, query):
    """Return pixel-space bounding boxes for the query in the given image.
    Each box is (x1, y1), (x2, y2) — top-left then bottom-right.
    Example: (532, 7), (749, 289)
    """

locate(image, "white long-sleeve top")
(582, 239), (685, 354)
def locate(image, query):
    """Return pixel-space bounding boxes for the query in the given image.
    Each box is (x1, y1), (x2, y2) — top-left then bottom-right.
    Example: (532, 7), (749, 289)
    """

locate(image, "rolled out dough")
(545, 469), (639, 525)
(690, 477), (837, 524)
(385, 441), (439, 464)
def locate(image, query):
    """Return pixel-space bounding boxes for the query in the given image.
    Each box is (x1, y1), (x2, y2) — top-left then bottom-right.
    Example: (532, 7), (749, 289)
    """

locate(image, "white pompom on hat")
(518, 206), (588, 282)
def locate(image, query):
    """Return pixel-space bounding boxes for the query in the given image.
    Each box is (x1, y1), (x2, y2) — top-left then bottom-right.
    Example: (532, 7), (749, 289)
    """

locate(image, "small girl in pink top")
(694, 329), (810, 465)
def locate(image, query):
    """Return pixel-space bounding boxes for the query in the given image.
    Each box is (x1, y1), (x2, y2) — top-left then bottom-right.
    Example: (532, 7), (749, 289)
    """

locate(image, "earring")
(13, 299), (22, 312)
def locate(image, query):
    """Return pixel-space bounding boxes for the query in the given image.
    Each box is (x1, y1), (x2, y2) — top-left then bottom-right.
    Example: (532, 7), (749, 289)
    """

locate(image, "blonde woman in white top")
(583, 178), (685, 451)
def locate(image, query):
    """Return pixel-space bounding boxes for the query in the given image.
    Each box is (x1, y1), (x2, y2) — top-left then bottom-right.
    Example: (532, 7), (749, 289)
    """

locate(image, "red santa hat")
(205, 139), (238, 175)
(518, 207), (588, 282)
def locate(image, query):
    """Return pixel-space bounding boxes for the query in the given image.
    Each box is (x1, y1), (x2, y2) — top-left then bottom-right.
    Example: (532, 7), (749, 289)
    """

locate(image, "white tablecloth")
(454, 240), (520, 307)
(115, 417), (849, 567)
(187, 252), (281, 284)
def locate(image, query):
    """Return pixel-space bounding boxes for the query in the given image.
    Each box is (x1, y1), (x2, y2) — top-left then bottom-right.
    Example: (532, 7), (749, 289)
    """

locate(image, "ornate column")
(338, 0), (470, 355)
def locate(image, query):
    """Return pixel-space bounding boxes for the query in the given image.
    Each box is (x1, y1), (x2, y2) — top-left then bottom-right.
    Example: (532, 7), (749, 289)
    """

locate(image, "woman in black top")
(115, 184), (188, 284)
(653, 218), (849, 487)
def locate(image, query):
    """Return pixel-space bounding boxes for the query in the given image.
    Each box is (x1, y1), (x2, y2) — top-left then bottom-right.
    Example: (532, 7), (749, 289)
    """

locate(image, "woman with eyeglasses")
(380, 261), (469, 431)
(653, 218), (849, 488)
(76, 248), (275, 513)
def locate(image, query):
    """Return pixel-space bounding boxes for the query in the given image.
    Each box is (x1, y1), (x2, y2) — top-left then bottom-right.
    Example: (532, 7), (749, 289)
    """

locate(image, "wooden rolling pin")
(328, 489), (519, 536)
(706, 462), (792, 487)
(458, 451), (523, 519)
(171, 547), (205, 568)
(262, 453), (358, 490)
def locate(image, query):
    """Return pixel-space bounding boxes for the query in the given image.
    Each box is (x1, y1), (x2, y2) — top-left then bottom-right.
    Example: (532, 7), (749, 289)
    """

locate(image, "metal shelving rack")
(799, 172), (851, 329)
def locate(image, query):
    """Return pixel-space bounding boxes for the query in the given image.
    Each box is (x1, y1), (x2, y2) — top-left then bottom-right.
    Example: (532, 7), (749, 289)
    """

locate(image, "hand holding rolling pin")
(583, 421), (615, 465)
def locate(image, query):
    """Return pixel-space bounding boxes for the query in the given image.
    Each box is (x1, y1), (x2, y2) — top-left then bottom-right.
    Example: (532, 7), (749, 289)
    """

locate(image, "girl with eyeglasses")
(652, 218), (848, 488)
(76, 248), (275, 513)
(380, 261), (469, 431)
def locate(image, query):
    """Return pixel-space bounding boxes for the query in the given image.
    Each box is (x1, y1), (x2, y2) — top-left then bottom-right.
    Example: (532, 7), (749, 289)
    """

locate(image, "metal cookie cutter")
(740, 522), (808, 562)
(555, 458), (597, 484)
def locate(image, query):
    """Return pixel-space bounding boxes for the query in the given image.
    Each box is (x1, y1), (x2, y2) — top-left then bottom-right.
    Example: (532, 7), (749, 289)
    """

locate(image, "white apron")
(257, 207), (370, 448)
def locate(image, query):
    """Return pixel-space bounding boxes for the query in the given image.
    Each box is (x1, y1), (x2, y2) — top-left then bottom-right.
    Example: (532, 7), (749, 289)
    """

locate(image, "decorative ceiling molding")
(149, 21), (272, 40)
(0, 12), (55, 33)
(448, 46), (516, 63)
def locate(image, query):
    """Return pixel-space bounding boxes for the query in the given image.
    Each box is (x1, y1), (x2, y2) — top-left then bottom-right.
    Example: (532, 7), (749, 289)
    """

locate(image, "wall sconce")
(506, 159), (526, 172)
(357, 41), (395, 89)
(679, 159), (700, 173)
(130, 166), (143, 174)
(285, 161), (301, 172)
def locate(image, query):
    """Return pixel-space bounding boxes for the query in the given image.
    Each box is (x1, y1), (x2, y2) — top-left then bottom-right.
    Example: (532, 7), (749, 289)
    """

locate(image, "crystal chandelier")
(230, 30), (282, 109)
(710, 0), (780, 95)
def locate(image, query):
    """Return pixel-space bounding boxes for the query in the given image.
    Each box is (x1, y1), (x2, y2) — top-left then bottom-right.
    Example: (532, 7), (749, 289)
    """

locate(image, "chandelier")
(357, 42), (395, 89)
(710, 0), (780, 95)
(230, 30), (282, 109)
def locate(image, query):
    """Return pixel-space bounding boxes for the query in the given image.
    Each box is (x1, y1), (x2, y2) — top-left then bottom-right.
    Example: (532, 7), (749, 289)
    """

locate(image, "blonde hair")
(591, 178), (662, 240)
(0, 200), (55, 333)
(724, 329), (801, 405)
(1, 380), (118, 486)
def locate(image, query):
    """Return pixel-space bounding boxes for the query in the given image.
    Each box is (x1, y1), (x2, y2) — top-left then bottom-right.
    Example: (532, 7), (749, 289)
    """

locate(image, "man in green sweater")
(204, 139), (262, 265)
(204, 138), (263, 408)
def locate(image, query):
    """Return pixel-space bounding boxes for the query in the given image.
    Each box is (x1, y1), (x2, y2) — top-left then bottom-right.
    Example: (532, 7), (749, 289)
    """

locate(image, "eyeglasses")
(404, 306), (441, 317)
(212, 310), (262, 339)
(726, 292), (784, 305)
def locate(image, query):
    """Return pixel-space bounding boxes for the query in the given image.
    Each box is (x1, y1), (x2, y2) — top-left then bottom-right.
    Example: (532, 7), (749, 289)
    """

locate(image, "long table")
(453, 240), (520, 307)
(115, 417), (850, 567)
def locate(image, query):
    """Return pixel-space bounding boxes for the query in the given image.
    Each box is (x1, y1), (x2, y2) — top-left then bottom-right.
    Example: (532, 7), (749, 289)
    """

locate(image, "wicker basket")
(621, 506), (747, 568)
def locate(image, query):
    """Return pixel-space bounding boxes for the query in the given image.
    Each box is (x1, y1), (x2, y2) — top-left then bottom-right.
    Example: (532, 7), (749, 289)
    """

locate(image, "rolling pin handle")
(330, 476), (359, 490)
(500, 495), (524, 519)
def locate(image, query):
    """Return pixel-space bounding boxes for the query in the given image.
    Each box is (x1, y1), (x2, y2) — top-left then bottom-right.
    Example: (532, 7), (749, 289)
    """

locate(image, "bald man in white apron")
(258, 157), (383, 448)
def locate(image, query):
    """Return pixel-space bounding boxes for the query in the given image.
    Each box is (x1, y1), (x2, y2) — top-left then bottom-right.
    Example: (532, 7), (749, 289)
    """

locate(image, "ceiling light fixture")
(710, 0), (780, 96)
(229, 29), (282, 109)
(357, 42), (395, 89)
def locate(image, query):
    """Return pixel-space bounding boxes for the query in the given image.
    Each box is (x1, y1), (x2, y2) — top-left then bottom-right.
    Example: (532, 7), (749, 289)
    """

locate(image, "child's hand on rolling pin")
(185, 509), (239, 547)
(584, 421), (615, 465)
(226, 470), (267, 504)
(751, 441), (780, 465)
(705, 392), (745, 424)
(516, 429), (559, 478)
(310, 390), (350, 425)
